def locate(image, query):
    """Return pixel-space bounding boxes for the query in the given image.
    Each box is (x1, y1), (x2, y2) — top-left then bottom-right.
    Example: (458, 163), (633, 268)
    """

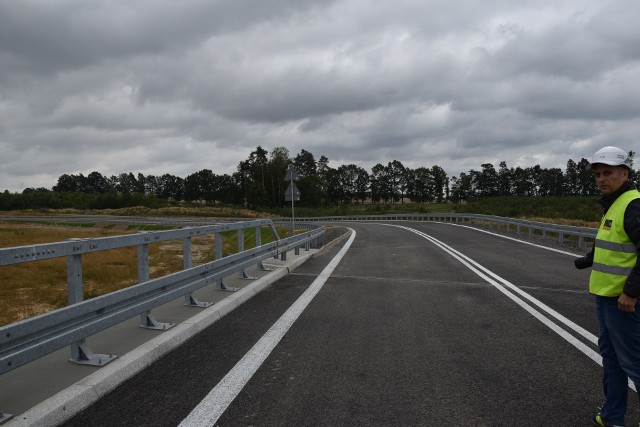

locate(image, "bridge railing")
(278, 213), (596, 249)
(0, 219), (325, 378)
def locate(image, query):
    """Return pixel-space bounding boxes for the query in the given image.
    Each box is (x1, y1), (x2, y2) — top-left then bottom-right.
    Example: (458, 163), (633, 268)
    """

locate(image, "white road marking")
(388, 224), (639, 391)
(387, 224), (599, 352)
(440, 221), (585, 257)
(178, 229), (356, 427)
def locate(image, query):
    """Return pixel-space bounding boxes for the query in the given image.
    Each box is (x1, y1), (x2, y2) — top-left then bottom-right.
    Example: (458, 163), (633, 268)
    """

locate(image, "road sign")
(284, 182), (301, 202)
(284, 167), (301, 234)
(284, 168), (298, 182)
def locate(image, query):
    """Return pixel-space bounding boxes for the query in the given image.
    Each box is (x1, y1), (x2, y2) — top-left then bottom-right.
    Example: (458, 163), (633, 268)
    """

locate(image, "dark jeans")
(597, 295), (640, 424)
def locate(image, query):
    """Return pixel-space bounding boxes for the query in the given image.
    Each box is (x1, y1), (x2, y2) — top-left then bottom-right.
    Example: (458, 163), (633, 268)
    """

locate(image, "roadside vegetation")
(4, 145), (632, 213)
(273, 195), (600, 225)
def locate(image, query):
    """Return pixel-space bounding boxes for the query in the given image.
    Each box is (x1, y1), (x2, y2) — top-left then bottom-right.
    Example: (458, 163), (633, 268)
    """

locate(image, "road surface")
(13, 220), (635, 426)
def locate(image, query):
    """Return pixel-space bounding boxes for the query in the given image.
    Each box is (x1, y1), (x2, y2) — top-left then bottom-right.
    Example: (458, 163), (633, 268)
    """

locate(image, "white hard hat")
(589, 146), (632, 170)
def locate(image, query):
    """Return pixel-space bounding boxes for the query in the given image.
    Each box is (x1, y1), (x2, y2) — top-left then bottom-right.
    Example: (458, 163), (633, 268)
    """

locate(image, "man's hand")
(574, 256), (593, 269)
(618, 293), (638, 312)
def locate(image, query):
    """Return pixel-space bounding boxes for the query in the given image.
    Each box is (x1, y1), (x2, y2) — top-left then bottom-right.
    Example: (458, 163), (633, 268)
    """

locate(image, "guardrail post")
(294, 231), (301, 254)
(183, 236), (210, 308)
(66, 250), (83, 306)
(67, 239), (117, 366)
(238, 228), (257, 280)
(138, 239), (174, 330)
(215, 231), (238, 292)
(256, 226), (274, 271)
(138, 241), (150, 282)
(215, 232), (223, 260)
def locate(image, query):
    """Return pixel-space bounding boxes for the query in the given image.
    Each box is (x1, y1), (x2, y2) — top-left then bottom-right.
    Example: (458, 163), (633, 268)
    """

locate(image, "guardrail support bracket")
(184, 294), (211, 308)
(139, 312), (175, 330)
(239, 270), (258, 280)
(69, 339), (117, 367)
(217, 279), (239, 292)
(258, 260), (275, 271)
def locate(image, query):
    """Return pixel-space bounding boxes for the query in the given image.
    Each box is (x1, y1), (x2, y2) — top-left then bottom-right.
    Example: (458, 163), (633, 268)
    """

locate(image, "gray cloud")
(1, 0), (638, 192)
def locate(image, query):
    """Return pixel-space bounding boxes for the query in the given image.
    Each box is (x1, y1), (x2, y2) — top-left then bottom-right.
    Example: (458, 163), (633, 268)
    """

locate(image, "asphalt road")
(56, 220), (635, 426)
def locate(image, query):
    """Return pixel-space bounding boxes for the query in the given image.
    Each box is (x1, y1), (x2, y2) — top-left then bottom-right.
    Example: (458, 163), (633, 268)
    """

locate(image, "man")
(575, 146), (640, 426)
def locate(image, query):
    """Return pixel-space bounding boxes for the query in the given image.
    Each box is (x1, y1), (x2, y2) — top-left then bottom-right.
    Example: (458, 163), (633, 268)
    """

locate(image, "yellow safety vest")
(590, 189), (640, 296)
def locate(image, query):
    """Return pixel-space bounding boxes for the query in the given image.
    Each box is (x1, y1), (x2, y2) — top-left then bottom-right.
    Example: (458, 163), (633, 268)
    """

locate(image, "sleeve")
(623, 198), (640, 297)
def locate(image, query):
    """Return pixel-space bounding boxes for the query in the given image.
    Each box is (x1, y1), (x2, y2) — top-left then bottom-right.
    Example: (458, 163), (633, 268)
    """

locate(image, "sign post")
(284, 167), (301, 235)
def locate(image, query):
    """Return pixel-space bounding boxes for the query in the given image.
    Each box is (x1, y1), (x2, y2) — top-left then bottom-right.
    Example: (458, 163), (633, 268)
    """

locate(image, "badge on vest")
(603, 219), (613, 231)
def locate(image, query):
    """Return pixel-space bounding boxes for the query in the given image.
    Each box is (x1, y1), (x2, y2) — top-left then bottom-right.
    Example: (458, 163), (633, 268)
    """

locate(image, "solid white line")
(178, 229), (357, 427)
(440, 221), (584, 257)
(392, 223), (640, 392)
(386, 224), (603, 364)
(414, 225), (598, 344)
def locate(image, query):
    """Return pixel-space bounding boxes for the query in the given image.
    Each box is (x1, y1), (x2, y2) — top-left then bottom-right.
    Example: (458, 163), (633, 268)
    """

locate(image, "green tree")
(577, 158), (597, 195)
(370, 163), (392, 203)
(449, 172), (472, 202)
(497, 161), (512, 196)
(386, 160), (407, 203)
(564, 159), (579, 196)
(512, 167), (534, 196)
(158, 174), (185, 200)
(407, 167), (434, 203)
(431, 165), (448, 202)
(53, 174), (81, 192)
(475, 163), (498, 197)
(538, 168), (564, 196)
(268, 147), (291, 207)
(86, 171), (112, 194)
(294, 149), (324, 207)
(294, 149), (317, 177)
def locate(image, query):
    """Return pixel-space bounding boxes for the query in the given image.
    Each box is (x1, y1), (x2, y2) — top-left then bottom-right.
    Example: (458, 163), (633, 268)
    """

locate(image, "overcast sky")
(1, 0), (639, 192)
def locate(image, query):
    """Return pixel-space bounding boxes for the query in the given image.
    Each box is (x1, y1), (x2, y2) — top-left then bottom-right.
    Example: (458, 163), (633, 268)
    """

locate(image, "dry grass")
(0, 223), (126, 325)
(0, 221), (275, 327)
(106, 205), (273, 218)
(2, 205), (275, 219)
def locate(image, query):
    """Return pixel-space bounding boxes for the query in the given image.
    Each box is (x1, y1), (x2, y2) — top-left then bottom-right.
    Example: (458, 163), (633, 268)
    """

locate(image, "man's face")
(593, 164), (629, 195)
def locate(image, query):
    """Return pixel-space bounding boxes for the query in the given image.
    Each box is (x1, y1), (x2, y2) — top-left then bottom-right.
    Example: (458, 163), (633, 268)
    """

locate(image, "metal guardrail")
(0, 220), (325, 379)
(282, 213), (597, 249)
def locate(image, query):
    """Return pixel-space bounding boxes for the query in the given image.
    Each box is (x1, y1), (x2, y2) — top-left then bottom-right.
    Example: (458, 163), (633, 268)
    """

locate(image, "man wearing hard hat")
(575, 146), (640, 426)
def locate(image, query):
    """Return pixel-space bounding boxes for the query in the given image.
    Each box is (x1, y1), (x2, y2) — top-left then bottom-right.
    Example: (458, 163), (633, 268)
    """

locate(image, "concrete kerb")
(7, 250), (316, 427)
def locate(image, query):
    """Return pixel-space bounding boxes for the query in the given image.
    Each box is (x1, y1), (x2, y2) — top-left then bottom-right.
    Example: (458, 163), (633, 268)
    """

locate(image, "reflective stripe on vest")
(595, 239), (637, 253)
(589, 189), (640, 297)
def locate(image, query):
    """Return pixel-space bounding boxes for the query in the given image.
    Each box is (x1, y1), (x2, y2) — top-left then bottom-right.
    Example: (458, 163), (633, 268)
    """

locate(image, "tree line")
(0, 146), (634, 211)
